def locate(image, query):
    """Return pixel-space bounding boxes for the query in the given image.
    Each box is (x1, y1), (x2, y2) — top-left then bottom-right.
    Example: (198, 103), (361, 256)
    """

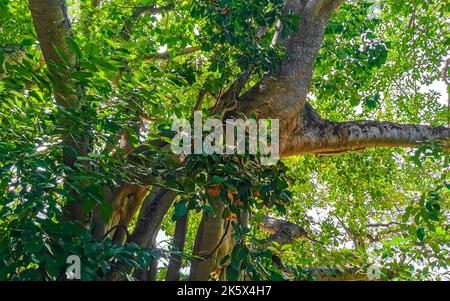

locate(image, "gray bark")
(129, 187), (176, 247)
(261, 216), (308, 246)
(284, 117), (450, 156)
(165, 213), (189, 281)
(121, 187), (176, 281)
(189, 200), (227, 281)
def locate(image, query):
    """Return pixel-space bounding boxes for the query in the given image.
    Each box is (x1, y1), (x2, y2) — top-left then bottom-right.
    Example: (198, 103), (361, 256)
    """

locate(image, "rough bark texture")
(284, 115), (450, 156)
(165, 213), (189, 281)
(305, 266), (371, 281)
(135, 189), (174, 280)
(189, 200), (227, 281)
(111, 186), (148, 245)
(260, 217), (375, 280)
(130, 187), (176, 247)
(186, 0), (450, 281)
(261, 216), (308, 246)
(29, 0), (90, 223)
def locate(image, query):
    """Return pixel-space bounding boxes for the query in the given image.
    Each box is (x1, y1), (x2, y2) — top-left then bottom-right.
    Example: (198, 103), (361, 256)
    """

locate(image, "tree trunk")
(129, 187), (176, 280)
(189, 200), (226, 281)
(29, 0), (90, 223)
(165, 213), (189, 281)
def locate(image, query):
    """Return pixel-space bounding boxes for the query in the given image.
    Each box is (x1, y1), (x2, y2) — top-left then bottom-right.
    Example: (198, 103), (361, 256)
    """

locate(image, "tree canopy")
(0, 0), (449, 281)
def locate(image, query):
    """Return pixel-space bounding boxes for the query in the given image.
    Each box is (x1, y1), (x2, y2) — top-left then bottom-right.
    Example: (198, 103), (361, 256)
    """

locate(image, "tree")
(0, 0), (449, 281)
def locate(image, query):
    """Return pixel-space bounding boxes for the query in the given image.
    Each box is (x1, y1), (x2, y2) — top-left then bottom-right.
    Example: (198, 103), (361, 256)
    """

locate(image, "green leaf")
(172, 199), (188, 221)
(402, 207), (411, 223)
(350, 97), (360, 106)
(416, 227), (425, 242)
(270, 271), (285, 281)
(24, 237), (44, 253)
(226, 266), (239, 281)
(65, 37), (83, 58)
(280, 244), (292, 251)
(231, 244), (248, 269)
(211, 175), (226, 183)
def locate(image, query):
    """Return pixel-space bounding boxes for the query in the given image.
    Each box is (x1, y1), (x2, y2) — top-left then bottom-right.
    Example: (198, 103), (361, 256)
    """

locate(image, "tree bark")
(229, 0), (450, 157)
(189, 200), (227, 281)
(121, 0), (450, 281)
(284, 117), (450, 156)
(128, 187), (176, 280)
(29, 0), (450, 282)
(29, 0), (90, 223)
(129, 187), (176, 247)
(111, 186), (148, 245)
(165, 213), (189, 281)
(260, 216), (308, 246)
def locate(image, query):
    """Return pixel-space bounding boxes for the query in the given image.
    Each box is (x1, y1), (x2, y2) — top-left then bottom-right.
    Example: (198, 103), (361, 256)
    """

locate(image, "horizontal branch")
(283, 118), (450, 157)
(260, 217), (308, 246)
(303, 266), (373, 281)
(260, 217), (381, 280)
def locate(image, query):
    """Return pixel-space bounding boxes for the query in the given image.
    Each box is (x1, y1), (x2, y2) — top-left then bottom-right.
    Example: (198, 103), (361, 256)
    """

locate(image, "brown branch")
(303, 266), (373, 281)
(129, 187), (176, 247)
(312, 0), (347, 16)
(192, 89), (206, 115)
(292, 99), (450, 159)
(283, 113), (450, 157)
(190, 200), (227, 280)
(121, 3), (175, 39)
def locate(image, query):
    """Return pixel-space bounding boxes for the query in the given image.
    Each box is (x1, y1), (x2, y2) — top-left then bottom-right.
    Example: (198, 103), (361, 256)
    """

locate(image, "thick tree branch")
(310, 0), (346, 16)
(29, 0), (81, 108)
(260, 216), (308, 246)
(129, 187), (176, 248)
(190, 200), (227, 281)
(233, 1), (332, 143)
(283, 117), (450, 157)
(260, 218), (381, 281)
(105, 187), (175, 280)
(304, 266), (372, 281)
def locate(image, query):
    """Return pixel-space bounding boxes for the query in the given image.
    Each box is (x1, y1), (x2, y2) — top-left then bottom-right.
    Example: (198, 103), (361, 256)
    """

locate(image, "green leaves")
(1, 0), (449, 282)
(231, 244), (249, 269)
(65, 37), (83, 59)
(364, 93), (380, 110)
(416, 227), (425, 242)
(211, 175), (226, 184)
(226, 265), (240, 281)
(172, 199), (188, 221)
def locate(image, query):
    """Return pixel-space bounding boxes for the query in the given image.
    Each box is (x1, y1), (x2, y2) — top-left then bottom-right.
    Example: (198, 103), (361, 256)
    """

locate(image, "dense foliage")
(0, 0), (449, 281)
